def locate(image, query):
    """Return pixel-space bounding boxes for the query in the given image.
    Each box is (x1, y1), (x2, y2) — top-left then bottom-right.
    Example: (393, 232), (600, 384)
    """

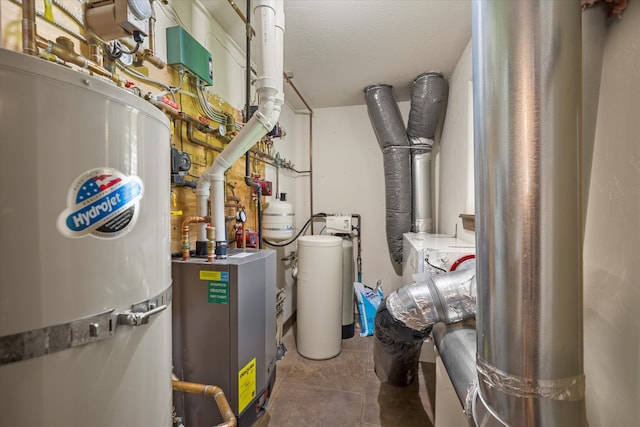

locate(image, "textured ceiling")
(204, 0), (471, 110)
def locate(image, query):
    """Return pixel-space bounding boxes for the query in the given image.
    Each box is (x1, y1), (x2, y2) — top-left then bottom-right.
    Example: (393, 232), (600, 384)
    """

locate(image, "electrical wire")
(196, 81), (227, 124)
(262, 214), (327, 247)
(425, 257), (448, 273)
(104, 31), (144, 59)
(116, 61), (176, 101)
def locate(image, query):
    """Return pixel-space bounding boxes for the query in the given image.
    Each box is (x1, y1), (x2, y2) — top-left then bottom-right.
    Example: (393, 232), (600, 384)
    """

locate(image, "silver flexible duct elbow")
(373, 261), (476, 386)
(387, 260), (476, 331)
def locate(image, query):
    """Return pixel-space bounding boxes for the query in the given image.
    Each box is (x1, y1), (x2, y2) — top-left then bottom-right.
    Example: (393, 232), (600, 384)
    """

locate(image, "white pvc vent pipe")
(196, 0), (284, 258)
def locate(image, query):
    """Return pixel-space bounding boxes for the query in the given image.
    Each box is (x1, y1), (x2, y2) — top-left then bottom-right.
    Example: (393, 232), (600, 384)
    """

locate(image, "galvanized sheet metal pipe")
(472, 1), (587, 425)
(411, 150), (433, 233)
(432, 321), (477, 410)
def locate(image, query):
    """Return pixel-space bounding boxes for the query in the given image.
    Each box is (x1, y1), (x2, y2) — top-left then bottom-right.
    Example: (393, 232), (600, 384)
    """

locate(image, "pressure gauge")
(236, 210), (247, 223)
(218, 123), (226, 137)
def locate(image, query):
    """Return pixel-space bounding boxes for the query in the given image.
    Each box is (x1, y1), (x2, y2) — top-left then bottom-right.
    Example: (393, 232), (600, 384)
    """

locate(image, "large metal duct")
(472, 1), (587, 425)
(407, 73), (448, 233)
(364, 84), (411, 263)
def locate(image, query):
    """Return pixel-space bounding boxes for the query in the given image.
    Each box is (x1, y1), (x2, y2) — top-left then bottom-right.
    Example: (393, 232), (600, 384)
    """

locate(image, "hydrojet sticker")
(57, 168), (144, 239)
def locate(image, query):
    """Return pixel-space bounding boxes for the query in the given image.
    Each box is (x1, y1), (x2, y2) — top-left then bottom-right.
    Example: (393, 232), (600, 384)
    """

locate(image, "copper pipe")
(186, 122), (224, 153)
(21, 0), (37, 55)
(283, 73), (313, 114)
(120, 38), (166, 70)
(137, 49), (166, 69)
(227, 0), (255, 37)
(181, 216), (210, 261)
(88, 38), (101, 66)
(36, 36), (115, 80)
(172, 380), (236, 427)
(148, 0), (157, 53)
(283, 73), (314, 226)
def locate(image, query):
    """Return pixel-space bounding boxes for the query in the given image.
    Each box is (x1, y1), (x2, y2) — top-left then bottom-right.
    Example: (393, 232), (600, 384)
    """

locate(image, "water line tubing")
(172, 379), (236, 427)
(262, 213), (326, 247)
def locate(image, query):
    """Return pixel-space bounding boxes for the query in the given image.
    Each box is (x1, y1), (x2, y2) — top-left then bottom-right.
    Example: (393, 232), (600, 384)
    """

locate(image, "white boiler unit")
(0, 48), (172, 426)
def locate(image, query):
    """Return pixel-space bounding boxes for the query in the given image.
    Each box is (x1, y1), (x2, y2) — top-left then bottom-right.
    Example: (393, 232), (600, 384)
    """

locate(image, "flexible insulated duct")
(364, 84), (411, 263)
(407, 73), (448, 146)
(407, 73), (448, 233)
(472, 1), (587, 425)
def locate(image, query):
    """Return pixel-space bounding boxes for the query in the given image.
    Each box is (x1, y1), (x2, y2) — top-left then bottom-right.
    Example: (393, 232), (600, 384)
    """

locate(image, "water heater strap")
(0, 284), (172, 366)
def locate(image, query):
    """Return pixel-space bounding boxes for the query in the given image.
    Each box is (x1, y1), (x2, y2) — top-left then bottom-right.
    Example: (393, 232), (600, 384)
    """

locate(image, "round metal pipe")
(472, 1), (586, 425)
(432, 321), (477, 409)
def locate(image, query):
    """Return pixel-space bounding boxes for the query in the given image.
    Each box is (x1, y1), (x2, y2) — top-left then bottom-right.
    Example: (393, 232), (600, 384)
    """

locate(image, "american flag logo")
(76, 174), (123, 203)
(58, 168), (144, 240)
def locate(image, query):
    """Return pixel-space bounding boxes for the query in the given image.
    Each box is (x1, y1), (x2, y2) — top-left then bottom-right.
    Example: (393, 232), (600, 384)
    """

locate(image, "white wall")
(583, 3), (640, 425)
(312, 102), (413, 295)
(436, 40), (475, 244)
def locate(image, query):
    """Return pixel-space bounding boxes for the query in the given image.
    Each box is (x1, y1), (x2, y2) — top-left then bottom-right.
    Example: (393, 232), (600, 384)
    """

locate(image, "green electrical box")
(166, 26), (213, 86)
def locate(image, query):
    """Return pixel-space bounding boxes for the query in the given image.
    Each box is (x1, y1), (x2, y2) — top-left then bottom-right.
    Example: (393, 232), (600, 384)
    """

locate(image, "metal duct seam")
(476, 357), (587, 401)
(365, 84), (411, 263)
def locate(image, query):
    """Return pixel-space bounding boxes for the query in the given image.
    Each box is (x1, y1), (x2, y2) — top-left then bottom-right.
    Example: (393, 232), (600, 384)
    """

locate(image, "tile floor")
(254, 326), (436, 427)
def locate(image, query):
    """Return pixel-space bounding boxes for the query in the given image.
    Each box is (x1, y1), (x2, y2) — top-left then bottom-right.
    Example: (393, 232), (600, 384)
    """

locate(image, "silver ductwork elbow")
(387, 259), (476, 330)
(364, 84), (412, 264)
(373, 261), (476, 386)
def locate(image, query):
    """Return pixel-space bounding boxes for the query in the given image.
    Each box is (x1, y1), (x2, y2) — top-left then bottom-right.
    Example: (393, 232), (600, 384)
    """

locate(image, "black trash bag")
(373, 298), (432, 387)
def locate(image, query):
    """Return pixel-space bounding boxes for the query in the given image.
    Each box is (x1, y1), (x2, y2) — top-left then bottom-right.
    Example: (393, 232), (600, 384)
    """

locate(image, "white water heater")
(0, 49), (172, 426)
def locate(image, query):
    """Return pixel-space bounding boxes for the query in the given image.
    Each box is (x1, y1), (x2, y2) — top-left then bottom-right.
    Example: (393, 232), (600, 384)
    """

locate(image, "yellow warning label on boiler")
(238, 357), (256, 413)
(199, 270), (221, 281)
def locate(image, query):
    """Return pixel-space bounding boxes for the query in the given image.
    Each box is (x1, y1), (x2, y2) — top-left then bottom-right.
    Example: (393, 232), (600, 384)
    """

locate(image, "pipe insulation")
(196, 0), (284, 258)
(472, 1), (587, 425)
(407, 73), (448, 233)
(407, 72), (448, 146)
(373, 261), (476, 387)
(364, 84), (411, 263)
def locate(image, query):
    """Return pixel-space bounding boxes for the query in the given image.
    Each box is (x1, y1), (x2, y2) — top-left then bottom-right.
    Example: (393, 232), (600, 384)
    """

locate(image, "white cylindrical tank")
(296, 235), (342, 359)
(341, 237), (355, 338)
(262, 193), (294, 241)
(0, 49), (172, 426)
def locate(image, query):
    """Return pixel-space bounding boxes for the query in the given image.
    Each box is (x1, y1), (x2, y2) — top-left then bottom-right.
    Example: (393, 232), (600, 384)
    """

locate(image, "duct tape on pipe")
(476, 356), (586, 401)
